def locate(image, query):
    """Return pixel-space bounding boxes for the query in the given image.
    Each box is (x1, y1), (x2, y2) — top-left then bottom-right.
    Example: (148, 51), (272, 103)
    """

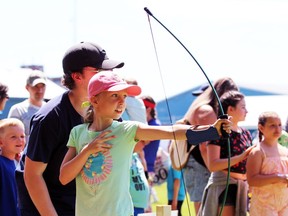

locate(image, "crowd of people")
(1, 41), (288, 216)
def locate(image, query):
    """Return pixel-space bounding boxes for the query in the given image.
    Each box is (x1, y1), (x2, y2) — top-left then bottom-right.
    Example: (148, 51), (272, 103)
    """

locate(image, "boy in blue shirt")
(0, 118), (25, 216)
(167, 164), (186, 216)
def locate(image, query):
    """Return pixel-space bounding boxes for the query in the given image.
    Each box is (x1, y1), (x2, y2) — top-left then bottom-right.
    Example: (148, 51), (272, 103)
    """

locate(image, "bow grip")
(218, 114), (229, 139)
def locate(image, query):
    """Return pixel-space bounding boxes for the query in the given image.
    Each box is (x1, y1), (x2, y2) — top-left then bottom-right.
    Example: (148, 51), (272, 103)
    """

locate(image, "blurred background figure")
(141, 95), (161, 212)
(191, 83), (209, 97)
(0, 82), (9, 114)
(8, 70), (47, 143)
(130, 140), (150, 216)
(122, 78), (147, 124)
(0, 82), (9, 155)
(166, 146), (185, 216)
(278, 130), (288, 148)
(181, 77), (239, 215)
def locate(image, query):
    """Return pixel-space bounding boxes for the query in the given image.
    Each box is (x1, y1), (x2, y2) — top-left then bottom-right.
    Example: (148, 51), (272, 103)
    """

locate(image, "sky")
(1, 0), (288, 101)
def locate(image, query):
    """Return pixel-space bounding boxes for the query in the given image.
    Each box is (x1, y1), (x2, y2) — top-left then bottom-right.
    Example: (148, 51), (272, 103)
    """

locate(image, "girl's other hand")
(82, 130), (114, 155)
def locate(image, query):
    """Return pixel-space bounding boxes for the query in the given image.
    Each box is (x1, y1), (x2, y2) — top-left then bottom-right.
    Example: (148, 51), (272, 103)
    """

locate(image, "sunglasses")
(85, 68), (112, 74)
(1, 95), (9, 100)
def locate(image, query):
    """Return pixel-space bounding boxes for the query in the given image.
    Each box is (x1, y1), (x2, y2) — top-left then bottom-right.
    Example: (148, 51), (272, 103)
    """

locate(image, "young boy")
(0, 118), (25, 216)
(167, 163), (185, 216)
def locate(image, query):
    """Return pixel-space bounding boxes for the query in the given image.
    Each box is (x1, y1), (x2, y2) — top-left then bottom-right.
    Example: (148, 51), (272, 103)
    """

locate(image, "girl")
(246, 111), (288, 216)
(199, 90), (254, 216)
(181, 77), (239, 214)
(59, 71), (231, 216)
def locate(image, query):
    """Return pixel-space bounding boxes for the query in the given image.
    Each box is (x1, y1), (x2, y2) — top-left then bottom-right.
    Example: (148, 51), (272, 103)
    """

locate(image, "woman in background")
(199, 90), (254, 216)
(181, 77), (239, 214)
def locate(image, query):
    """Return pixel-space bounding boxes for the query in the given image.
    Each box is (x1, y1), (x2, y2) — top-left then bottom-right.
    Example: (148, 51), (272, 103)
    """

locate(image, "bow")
(144, 7), (231, 216)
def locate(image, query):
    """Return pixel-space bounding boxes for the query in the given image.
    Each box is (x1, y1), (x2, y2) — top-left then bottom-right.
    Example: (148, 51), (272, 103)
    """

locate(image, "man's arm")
(24, 157), (58, 216)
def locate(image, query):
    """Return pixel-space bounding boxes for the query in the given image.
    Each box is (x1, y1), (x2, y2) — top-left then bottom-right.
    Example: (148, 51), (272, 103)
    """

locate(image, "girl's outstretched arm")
(135, 117), (231, 141)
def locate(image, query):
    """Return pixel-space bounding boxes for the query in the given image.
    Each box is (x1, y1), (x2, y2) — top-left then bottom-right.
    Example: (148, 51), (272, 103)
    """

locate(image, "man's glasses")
(84, 67), (112, 74)
(1, 95), (9, 100)
(96, 69), (112, 73)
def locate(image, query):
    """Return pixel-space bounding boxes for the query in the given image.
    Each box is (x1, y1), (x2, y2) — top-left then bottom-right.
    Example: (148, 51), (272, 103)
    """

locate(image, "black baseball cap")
(62, 42), (124, 74)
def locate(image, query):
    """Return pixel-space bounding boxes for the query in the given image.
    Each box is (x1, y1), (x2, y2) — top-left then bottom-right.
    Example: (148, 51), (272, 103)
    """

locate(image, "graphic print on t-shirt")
(81, 150), (113, 185)
(131, 156), (146, 191)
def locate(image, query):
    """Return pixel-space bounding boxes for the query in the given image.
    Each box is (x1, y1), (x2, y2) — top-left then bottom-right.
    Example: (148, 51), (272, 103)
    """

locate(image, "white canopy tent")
(239, 94), (288, 131)
(0, 68), (67, 118)
(1, 67), (66, 99)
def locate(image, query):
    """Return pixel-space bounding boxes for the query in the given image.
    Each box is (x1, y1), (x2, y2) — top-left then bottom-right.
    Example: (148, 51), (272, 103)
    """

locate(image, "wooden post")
(156, 205), (171, 216)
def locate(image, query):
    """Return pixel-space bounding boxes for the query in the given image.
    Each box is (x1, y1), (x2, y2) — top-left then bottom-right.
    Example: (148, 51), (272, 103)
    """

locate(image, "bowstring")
(146, 12), (193, 216)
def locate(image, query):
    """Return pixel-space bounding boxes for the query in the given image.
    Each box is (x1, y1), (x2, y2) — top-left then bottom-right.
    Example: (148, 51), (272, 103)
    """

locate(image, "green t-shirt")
(130, 153), (149, 209)
(279, 130), (288, 148)
(67, 120), (139, 216)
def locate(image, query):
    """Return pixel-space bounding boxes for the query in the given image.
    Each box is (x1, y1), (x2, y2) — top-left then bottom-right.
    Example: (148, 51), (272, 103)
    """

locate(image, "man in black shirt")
(23, 42), (124, 215)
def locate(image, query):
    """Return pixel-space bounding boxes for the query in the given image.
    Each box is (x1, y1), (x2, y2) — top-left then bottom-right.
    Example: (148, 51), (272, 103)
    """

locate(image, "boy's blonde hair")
(0, 118), (25, 137)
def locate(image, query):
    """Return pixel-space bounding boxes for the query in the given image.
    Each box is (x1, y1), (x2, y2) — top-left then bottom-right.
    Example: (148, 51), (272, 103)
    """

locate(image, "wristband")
(186, 126), (220, 145)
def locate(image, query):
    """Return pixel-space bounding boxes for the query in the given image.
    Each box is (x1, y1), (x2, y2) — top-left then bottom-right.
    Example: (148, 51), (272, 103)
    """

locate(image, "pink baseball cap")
(88, 72), (142, 98)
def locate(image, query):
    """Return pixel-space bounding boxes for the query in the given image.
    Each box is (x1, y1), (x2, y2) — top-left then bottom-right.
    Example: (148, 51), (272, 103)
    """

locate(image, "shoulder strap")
(169, 140), (193, 170)
(259, 144), (267, 158)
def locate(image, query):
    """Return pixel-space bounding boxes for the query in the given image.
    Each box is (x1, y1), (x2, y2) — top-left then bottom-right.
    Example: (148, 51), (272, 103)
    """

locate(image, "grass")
(151, 182), (251, 216)
(151, 182), (196, 216)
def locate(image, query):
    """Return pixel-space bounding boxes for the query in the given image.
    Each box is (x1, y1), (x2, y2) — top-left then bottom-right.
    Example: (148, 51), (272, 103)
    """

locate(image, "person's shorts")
(218, 184), (237, 206)
(184, 155), (210, 202)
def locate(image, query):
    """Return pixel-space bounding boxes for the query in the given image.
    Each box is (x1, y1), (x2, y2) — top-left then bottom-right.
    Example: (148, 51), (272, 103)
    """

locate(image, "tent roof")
(156, 84), (281, 125)
(1, 68), (66, 99)
(239, 95), (288, 130)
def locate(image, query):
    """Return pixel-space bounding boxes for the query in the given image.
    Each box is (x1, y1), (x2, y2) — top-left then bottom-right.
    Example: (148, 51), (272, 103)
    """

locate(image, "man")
(8, 70), (47, 143)
(24, 42), (124, 215)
